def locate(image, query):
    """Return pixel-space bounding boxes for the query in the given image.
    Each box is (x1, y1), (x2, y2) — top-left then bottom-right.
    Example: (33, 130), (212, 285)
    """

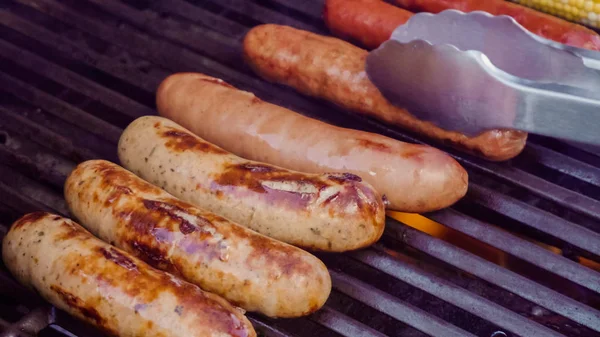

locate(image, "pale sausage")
(157, 73), (469, 213)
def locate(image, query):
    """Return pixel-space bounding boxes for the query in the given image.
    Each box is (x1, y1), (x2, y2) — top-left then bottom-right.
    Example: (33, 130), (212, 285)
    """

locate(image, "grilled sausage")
(157, 73), (468, 213)
(324, 0), (413, 49)
(395, 0), (600, 51)
(64, 160), (332, 318)
(118, 116), (385, 252)
(2, 212), (255, 337)
(243, 24), (528, 161)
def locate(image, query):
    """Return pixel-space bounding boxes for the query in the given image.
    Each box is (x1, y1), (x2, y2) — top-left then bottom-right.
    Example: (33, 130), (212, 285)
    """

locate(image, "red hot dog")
(395, 0), (600, 50)
(323, 0), (413, 49)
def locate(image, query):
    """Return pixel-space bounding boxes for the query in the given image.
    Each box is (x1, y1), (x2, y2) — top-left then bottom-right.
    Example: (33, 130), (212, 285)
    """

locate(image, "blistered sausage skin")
(118, 116), (385, 252)
(324, 0), (413, 49)
(243, 24), (528, 162)
(157, 73), (468, 213)
(395, 0), (600, 51)
(64, 160), (332, 318)
(2, 212), (255, 337)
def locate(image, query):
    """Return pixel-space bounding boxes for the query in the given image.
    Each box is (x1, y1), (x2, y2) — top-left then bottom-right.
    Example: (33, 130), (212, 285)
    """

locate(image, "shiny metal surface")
(366, 10), (600, 145)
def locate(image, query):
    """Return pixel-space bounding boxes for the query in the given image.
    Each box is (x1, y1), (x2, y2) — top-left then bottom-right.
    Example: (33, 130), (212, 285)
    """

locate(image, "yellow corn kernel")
(512, 0), (600, 28)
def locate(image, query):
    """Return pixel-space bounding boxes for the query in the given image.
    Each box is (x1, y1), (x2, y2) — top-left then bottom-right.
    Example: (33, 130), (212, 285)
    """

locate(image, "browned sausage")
(118, 116), (385, 252)
(243, 24), (528, 161)
(64, 160), (332, 318)
(324, 0), (413, 49)
(2, 212), (255, 337)
(157, 73), (468, 213)
(395, 0), (600, 51)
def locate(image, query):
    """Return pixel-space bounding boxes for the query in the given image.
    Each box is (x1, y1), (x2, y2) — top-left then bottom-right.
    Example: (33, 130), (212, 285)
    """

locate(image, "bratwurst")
(2, 212), (255, 337)
(64, 160), (332, 318)
(118, 116), (385, 252)
(157, 73), (468, 213)
(242, 24), (528, 161)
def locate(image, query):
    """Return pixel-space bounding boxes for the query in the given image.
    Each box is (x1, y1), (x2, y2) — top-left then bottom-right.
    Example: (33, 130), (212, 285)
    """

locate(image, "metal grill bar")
(0, 71), (122, 143)
(382, 220), (600, 332)
(0, 10), (163, 94)
(427, 208), (600, 292)
(186, 0), (316, 32)
(466, 183), (600, 256)
(350, 247), (566, 337)
(331, 271), (478, 337)
(151, 0), (248, 37)
(0, 39), (154, 119)
(0, 106), (99, 162)
(522, 143), (600, 188)
(310, 306), (388, 337)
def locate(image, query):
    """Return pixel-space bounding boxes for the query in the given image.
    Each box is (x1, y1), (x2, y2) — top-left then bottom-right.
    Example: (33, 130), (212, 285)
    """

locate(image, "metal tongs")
(366, 10), (600, 146)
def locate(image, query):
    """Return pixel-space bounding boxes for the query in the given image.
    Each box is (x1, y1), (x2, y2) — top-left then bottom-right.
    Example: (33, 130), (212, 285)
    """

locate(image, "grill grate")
(1, 0), (600, 336)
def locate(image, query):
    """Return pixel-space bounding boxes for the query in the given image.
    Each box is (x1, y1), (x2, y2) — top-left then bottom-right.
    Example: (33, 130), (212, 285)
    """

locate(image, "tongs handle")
(509, 81), (600, 145)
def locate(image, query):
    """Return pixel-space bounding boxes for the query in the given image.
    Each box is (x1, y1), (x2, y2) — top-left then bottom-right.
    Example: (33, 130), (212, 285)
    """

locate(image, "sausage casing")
(156, 73), (468, 213)
(324, 0), (413, 49)
(2, 212), (255, 337)
(64, 160), (332, 318)
(243, 24), (528, 161)
(118, 116), (385, 252)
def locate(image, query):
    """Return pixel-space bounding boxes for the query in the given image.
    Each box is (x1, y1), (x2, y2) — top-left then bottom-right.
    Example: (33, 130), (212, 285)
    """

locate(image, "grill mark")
(99, 247), (138, 271)
(50, 285), (106, 326)
(357, 138), (392, 152)
(138, 199), (227, 262)
(328, 172), (362, 183)
(13, 212), (49, 229)
(131, 241), (172, 270)
(161, 129), (229, 154)
(142, 200), (213, 235)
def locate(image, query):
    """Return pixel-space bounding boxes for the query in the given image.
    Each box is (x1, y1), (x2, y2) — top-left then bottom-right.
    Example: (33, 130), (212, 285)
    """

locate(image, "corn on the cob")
(513, 0), (600, 28)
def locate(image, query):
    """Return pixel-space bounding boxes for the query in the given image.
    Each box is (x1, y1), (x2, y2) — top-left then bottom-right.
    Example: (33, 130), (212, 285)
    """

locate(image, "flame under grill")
(1, 1), (600, 336)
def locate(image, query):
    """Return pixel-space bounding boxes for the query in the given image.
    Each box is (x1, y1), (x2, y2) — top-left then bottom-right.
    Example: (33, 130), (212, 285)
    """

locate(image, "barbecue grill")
(1, 1), (600, 336)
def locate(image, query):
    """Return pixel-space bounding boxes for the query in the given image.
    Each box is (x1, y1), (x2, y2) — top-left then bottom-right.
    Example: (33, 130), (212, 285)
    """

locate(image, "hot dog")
(323, 0), (413, 49)
(64, 160), (332, 318)
(395, 0), (600, 51)
(2, 212), (255, 337)
(156, 73), (468, 213)
(242, 24), (528, 161)
(118, 116), (385, 252)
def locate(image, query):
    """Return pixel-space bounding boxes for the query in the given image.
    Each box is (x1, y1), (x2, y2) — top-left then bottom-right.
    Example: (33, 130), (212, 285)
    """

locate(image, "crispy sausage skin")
(2, 212), (255, 337)
(243, 24), (527, 162)
(118, 116), (385, 252)
(157, 73), (468, 213)
(395, 0), (600, 51)
(324, 0), (413, 49)
(64, 160), (332, 318)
